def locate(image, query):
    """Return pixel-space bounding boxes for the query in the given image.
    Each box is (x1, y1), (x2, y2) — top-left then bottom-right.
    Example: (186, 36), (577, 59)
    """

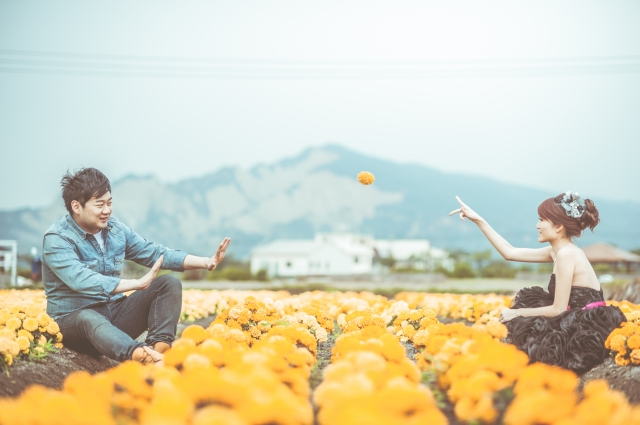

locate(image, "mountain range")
(2, 144), (639, 258)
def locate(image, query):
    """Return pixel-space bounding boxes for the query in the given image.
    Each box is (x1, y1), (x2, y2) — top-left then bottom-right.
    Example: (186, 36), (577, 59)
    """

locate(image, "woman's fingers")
(449, 208), (462, 216)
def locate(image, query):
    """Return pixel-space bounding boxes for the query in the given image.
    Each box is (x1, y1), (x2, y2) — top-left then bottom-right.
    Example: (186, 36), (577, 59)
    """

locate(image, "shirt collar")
(65, 214), (113, 239)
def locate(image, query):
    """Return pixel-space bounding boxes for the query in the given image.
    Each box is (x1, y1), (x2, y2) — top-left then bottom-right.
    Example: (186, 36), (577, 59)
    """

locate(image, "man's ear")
(70, 200), (82, 215)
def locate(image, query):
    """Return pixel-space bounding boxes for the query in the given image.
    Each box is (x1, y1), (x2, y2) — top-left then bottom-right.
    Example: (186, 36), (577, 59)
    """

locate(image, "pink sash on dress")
(566, 301), (607, 311)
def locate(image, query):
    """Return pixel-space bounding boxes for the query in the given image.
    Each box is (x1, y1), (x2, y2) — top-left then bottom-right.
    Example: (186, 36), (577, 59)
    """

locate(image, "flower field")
(1, 288), (640, 425)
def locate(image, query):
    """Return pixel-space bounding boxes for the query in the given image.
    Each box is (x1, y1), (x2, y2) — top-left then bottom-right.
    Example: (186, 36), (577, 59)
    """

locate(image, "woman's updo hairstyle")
(537, 193), (600, 238)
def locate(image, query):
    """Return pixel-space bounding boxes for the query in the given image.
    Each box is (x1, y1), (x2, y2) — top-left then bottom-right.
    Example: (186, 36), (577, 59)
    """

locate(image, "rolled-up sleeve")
(123, 224), (187, 271)
(43, 234), (121, 296)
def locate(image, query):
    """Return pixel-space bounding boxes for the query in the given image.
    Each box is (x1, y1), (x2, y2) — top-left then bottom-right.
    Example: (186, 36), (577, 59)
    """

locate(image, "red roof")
(582, 242), (640, 263)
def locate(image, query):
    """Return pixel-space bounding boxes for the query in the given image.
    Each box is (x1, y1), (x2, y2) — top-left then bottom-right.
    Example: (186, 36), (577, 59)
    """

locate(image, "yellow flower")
(46, 321), (60, 335)
(5, 316), (21, 331)
(23, 317), (39, 332)
(17, 329), (34, 341)
(36, 313), (50, 327)
(16, 335), (30, 352)
(0, 328), (16, 341)
(182, 353), (212, 371)
(0, 308), (10, 325)
(25, 304), (41, 318)
(454, 394), (497, 423)
(357, 171), (375, 185)
(192, 405), (247, 425)
(485, 321), (508, 339)
(630, 349), (640, 365)
(0, 337), (20, 357)
(181, 325), (208, 344)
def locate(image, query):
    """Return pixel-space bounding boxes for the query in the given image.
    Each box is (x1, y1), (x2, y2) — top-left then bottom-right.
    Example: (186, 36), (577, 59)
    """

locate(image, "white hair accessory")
(558, 191), (585, 219)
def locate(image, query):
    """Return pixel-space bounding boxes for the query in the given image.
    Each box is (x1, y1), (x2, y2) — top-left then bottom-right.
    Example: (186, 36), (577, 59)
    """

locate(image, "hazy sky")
(1, 1), (639, 211)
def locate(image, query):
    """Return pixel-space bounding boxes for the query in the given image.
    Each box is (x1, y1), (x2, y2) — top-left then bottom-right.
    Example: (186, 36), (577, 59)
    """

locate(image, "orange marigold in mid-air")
(357, 171), (375, 185)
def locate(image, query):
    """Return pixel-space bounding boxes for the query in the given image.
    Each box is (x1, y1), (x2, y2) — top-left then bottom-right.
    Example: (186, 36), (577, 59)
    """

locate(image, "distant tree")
(631, 248), (640, 256)
(379, 256), (396, 268)
(182, 269), (207, 281)
(471, 249), (492, 271)
(518, 264), (533, 272)
(448, 249), (469, 263)
(537, 263), (554, 273)
(220, 266), (253, 281)
(451, 261), (475, 278)
(593, 264), (611, 273)
(255, 269), (268, 282)
(480, 260), (516, 278)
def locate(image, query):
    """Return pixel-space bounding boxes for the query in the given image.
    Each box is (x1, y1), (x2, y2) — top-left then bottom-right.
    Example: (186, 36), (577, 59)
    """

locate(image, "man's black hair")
(60, 168), (111, 214)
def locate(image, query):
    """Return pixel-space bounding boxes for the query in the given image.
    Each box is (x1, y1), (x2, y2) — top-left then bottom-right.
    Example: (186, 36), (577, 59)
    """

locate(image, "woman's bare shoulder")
(556, 244), (583, 262)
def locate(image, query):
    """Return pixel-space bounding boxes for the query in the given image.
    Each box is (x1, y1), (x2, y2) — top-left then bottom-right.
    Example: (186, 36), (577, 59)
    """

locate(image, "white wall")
(250, 253), (310, 277)
(375, 239), (431, 260)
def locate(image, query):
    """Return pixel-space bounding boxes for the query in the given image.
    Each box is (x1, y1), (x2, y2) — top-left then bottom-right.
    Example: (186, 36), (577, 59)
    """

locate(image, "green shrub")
(255, 269), (268, 281)
(593, 264), (611, 273)
(220, 266), (253, 281)
(480, 260), (516, 278)
(451, 261), (475, 278)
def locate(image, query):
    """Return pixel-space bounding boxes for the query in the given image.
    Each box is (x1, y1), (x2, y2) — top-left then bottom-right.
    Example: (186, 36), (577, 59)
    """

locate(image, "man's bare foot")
(132, 346), (164, 365)
(153, 342), (171, 354)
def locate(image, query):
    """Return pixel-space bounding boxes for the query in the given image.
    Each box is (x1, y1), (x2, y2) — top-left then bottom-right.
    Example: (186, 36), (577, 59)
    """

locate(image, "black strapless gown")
(504, 274), (626, 374)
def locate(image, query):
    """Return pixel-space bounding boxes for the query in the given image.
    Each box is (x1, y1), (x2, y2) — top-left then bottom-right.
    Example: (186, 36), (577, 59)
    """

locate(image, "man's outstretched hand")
(204, 237), (231, 271)
(112, 255), (164, 294)
(136, 255), (164, 290)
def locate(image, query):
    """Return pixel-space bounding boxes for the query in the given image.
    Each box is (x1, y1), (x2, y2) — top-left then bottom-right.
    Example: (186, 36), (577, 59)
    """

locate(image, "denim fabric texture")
(55, 275), (183, 361)
(43, 214), (187, 320)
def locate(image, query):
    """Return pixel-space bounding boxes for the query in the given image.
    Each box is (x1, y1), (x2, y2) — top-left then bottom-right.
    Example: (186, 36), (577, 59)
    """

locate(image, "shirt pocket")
(113, 252), (125, 276)
(80, 259), (99, 272)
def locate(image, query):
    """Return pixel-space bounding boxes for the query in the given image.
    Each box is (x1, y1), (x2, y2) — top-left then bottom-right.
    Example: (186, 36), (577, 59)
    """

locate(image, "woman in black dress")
(449, 192), (625, 373)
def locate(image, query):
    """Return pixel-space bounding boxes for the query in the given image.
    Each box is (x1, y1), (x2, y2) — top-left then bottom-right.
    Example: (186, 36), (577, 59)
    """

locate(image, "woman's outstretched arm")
(450, 196), (552, 263)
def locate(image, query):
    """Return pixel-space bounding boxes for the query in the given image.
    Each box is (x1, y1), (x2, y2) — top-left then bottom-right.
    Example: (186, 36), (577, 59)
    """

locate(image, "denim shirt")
(43, 214), (187, 320)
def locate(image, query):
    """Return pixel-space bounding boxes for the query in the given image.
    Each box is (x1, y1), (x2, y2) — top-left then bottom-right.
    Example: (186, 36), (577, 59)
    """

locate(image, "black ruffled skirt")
(505, 278), (626, 374)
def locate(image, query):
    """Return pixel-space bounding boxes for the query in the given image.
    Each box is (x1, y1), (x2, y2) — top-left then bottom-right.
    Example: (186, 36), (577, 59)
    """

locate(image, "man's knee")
(154, 274), (182, 293)
(75, 309), (109, 328)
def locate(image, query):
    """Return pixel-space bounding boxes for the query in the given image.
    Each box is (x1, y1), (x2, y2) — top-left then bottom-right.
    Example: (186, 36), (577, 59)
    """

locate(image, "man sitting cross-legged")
(43, 167), (231, 365)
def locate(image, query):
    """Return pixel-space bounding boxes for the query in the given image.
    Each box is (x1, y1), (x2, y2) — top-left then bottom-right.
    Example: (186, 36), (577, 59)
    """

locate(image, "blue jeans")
(56, 275), (182, 362)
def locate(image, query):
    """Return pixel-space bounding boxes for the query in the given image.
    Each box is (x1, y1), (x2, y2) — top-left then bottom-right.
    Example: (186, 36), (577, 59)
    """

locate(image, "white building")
(374, 239), (431, 260)
(250, 233), (452, 277)
(250, 233), (374, 277)
(374, 239), (454, 271)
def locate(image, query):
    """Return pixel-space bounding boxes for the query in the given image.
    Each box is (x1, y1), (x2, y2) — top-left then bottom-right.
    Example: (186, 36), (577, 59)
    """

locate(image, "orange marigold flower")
(626, 335), (640, 350)
(630, 349), (640, 365)
(357, 171), (375, 185)
(615, 352), (630, 366)
(609, 335), (627, 353)
(182, 325), (209, 344)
